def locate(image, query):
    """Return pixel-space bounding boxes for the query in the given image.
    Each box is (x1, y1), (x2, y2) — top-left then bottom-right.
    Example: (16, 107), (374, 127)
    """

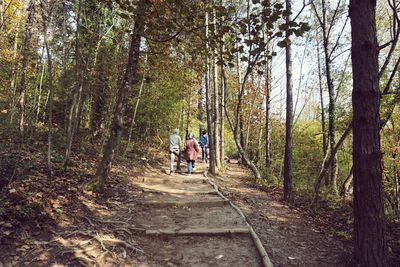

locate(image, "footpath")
(0, 160), (350, 267)
(131, 161), (271, 266)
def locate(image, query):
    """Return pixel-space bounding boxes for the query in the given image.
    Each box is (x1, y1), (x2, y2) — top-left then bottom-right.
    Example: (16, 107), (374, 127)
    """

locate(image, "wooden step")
(145, 227), (250, 236)
(134, 176), (208, 184)
(142, 188), (216, 195)
(139, 199), (229, 208)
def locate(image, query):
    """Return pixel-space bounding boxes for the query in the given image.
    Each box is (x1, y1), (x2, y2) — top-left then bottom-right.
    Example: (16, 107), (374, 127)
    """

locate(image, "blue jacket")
(199, 134), (208, 147)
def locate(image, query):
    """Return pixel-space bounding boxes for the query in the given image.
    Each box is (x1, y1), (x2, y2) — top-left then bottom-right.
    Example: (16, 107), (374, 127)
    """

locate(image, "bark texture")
(205, 9), (216, 174)
(283, 0), (293, 202)
(350, 0), (387, 265)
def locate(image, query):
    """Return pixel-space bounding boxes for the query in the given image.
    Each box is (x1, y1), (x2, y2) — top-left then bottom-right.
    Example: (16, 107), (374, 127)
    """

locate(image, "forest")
(0, 0), (399, 266)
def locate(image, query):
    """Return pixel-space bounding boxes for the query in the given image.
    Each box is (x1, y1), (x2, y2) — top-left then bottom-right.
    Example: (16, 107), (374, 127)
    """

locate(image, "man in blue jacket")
(199, 130), (208, 162)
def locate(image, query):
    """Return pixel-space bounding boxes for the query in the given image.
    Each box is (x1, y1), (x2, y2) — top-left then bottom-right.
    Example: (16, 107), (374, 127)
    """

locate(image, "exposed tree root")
(39, 229), (144, 266)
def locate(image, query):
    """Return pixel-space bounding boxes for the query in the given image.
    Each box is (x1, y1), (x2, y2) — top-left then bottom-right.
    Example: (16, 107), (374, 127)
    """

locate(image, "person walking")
(185, 132), (200, 176)
(169, 128), (182, 174)
(199, 130), (208, 162)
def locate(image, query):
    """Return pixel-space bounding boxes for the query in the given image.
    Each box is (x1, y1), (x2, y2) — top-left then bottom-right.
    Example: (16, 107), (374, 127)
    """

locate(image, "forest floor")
(0, 152), (399, 266)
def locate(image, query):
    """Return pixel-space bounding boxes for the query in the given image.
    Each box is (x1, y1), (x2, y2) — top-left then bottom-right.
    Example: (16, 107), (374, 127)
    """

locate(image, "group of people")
(168, 129), (209, 175)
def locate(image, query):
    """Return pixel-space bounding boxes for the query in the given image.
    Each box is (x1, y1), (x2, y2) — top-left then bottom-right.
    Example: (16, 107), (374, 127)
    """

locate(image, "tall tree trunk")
(186, 90), (192, 135)
(350, 0), (387, 265)
(326, 48), (338, 195)
(313, 0), (338, 194)
(18, 0), (36, 137)
(317, 37), (330, 187)
(236, 48), (246, 164)
(283, 0), (293, 202)
(124, 53), (148, 156)
(63, 0), (82, 168)
(205, 8), (216, 174)
(213, 4), (221, 169)
(93, 0), (146, 190)
(35, 52), (45, 121)
(9, 24), (20, 124)
(317, 39), (328, 158)
(220, 38), (225, 169)
(221, 59), (261, 179)
(44, 28), (53, 172)
(222, 85), (261, 179)
(265, 55), (272, 168)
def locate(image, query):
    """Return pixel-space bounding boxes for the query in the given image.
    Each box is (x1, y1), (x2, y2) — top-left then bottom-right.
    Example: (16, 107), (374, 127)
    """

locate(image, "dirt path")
(1, 159), (352, 266)
(131, 161), (267, 267)
(211, 163), (352, 267)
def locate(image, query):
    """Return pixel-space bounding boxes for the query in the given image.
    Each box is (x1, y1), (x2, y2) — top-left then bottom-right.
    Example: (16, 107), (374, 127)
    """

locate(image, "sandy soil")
(211, 163), (353, 267)
(0, 158), (355, 267)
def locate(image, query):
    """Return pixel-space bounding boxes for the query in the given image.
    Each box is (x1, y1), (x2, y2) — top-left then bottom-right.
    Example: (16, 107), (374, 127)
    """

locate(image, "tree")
(350, 0), (387, 265)
(312, 0), (349, 195)
(90, 0), (147, 191)
(283, 0), (293, 202)
(18, 0), (36, 137)
(205, 6), (217, 174)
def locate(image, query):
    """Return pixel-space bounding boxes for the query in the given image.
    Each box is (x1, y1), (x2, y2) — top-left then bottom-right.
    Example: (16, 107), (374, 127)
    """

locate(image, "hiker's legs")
(176, 150), (181, 171)
(201, 146), (205, 161)
(170, 152), (175, 173)
(187, 160), (194, 174)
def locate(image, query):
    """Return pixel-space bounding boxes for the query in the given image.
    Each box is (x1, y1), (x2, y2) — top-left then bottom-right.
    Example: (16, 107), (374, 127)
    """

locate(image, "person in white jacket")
(168, 129), (182, 174)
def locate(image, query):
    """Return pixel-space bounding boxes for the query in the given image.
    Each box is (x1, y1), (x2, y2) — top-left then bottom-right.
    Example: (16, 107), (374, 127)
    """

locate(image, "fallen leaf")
(215, 255), (224, 259)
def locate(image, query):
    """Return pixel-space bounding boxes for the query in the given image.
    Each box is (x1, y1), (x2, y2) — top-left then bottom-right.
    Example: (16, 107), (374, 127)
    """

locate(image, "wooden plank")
(142, 188), (216, 195)
(145, 227), (250, 236)
(139, 199), (229, 208)
(135, 177), (208, 184)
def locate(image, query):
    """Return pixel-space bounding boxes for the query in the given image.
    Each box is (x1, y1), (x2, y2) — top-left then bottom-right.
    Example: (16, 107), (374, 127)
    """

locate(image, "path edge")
(203, 170), (274, 267)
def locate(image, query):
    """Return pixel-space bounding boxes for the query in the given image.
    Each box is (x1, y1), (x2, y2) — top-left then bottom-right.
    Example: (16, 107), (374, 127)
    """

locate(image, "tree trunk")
(236, 49), (246, 164)
(222, 57), (261, 179)
(9, 24), (20, 124)
(213, 4), (221, 170)
(265, 55), (272, 167)
(316, 39), (328, 160)
(223, 97), (261, 180)
(205, 8), (216, 174)
(124, 53), (148, 156)
(213, 42), (221, 169)
(63, 0), (83, 168)
(340, 165), (353, 197)
(35, 50), (46, 121)
(283, 0), (293, 202)
(313, 121), (352, 199)
(314, 0), (338, 194)
(93, 0), (146, 190)
(219, 32), (225, 168)
(44, 29), (53, 172)
(18, 0), (36, 137)
(350, 0), (387, 265)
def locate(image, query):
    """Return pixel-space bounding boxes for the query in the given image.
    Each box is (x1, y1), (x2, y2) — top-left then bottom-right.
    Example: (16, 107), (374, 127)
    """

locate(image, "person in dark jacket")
(199, 130), (209, 162)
